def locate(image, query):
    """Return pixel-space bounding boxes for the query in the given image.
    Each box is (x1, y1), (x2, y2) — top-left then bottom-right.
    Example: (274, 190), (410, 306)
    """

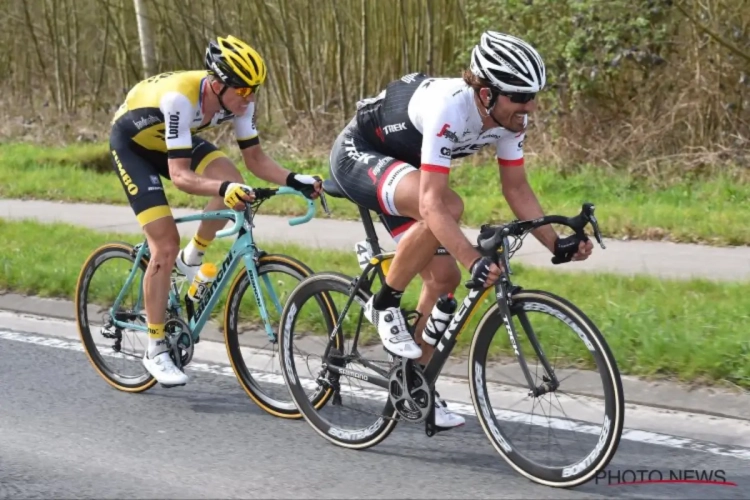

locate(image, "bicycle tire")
(469, 289), (624, 488)
(75, 241), (157, 393)
(223, 253), (339, 418)
(278, 271), (399, 448)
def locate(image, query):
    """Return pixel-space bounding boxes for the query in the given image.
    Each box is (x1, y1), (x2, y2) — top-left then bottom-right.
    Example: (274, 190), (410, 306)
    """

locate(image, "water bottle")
(187, 263), (217, 302)
(422, 293), (458, 346)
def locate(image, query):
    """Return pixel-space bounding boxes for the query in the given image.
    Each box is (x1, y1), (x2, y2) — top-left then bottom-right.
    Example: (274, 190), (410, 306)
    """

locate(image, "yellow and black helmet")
(205, 35), (267, 89)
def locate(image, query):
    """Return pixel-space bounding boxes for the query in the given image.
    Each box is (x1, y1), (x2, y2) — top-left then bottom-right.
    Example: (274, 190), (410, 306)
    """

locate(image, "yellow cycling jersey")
(111, 70), (259, 158)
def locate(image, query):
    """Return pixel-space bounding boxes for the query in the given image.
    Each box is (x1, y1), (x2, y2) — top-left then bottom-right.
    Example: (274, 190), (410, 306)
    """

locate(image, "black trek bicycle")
(278, 178), (625, 488)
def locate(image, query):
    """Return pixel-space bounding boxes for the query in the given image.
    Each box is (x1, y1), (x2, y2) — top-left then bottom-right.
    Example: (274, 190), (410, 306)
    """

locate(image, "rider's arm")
(235, 104), (290, 185)
(235, 105), (320, 195)
(418, 111), (482, 270)
(420, 170), (481, 270)
(497, 134), (558, 253)
(240, 144), (291, 186)
(163, 92), (225, 196)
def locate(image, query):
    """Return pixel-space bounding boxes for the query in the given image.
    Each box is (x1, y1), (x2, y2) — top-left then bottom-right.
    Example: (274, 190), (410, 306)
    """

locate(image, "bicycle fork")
(242, 252), (277, 342)
(496, 279), (560, 398)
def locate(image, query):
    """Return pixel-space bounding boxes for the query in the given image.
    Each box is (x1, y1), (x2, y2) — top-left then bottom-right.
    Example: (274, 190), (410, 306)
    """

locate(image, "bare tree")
(134, 0), (156, 77)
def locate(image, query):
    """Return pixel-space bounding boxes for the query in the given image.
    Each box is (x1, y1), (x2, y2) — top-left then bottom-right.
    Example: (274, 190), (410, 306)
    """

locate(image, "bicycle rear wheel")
(469, 289), (624, 488)
(75, 242), (156, 392)
(278, 271), (399, 448)
(223, 254), (338, 418)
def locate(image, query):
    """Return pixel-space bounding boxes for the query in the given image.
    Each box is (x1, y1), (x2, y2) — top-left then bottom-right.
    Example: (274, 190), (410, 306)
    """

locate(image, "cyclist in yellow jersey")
(109, 35), (322, 387)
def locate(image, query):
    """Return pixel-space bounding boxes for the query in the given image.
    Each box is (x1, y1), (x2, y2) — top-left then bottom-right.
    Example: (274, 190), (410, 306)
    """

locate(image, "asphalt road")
(2, 324), (749, 500)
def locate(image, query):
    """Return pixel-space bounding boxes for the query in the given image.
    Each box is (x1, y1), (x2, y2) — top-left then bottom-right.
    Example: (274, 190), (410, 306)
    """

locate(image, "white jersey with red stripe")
(355, 72), (525, 173)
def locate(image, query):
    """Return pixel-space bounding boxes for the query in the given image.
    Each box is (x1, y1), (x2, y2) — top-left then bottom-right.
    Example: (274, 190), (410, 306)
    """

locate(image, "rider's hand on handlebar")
(469, 256), (502, 288)
(286, 173), (323, 200)
(221, 182), (255, 210)
(553, 234), (593, 264)
(571, 239), (594, 261)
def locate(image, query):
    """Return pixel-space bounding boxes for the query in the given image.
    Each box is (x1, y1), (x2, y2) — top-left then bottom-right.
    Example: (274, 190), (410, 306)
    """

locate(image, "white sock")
(148, 338), (168, 358)
(184, 235), (210, 266)
(147, 324), (168, 357)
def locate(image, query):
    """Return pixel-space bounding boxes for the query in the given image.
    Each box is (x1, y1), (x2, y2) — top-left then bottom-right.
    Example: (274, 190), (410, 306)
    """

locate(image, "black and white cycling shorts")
(328, 119), (418, 242)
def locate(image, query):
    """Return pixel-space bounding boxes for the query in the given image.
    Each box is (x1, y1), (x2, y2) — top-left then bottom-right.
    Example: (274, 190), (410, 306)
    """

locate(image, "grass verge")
(1, 217), (749, 389)
(2, 142), (749, 246)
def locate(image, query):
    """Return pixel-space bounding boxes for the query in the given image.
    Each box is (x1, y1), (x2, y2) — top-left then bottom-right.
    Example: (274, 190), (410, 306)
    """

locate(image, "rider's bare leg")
(180, 156), (245, 267)
(374, 169), (464, 304)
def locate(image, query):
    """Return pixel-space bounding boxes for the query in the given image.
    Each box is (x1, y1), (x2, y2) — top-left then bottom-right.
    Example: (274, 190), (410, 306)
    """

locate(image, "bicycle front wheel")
(469, 289), (624, 488)
(223, 253), (338, 418)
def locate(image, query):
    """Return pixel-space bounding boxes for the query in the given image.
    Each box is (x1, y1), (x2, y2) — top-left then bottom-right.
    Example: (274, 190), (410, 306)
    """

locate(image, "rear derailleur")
(101, 309), (145, 354)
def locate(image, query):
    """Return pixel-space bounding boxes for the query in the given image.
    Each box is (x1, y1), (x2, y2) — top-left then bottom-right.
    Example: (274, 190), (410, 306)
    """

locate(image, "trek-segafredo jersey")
(355, 72), (526, 173)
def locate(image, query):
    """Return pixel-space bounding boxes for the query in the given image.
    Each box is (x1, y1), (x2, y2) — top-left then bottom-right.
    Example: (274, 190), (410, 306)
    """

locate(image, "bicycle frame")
(108, 187), (315, 343)
(321, 252), (491, 389)
(324, 233), (557, 400)
(306, 186), (603, 442)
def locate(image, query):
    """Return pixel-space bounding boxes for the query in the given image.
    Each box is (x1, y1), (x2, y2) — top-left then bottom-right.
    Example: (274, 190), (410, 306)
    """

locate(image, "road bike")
(277, 178), (625, 488)
(75, 187), (337, 418)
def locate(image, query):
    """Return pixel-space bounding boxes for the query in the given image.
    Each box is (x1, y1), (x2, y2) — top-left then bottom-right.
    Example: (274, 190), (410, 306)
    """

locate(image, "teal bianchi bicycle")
(74, 186), (337, 419)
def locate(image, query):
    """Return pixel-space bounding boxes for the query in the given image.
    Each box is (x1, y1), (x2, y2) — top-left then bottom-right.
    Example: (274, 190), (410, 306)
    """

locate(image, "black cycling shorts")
(109, 127), (227, 227)
(329, 119), (418, 241)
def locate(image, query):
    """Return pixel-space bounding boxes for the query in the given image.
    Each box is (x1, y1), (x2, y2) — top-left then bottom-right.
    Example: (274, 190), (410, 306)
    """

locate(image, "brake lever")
(589, 215), (606, 249)
(500, 234), (512, 275)
(244, 203), (255, 230)
(319, 192), (332, 217)
(581, 202), (606, 250)
(312, 175), (332, 217)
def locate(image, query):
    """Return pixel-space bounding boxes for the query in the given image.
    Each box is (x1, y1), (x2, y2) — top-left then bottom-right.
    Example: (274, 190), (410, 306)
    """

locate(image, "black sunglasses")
(499, 91), (537, 104)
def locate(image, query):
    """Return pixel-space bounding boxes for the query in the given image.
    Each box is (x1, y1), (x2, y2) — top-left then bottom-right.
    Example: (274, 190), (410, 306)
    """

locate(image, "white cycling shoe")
(364, 296), (422, 360)
(143, 350), (189, 387)
(174, 249), (200, 283)
(434, 393), (466, 428)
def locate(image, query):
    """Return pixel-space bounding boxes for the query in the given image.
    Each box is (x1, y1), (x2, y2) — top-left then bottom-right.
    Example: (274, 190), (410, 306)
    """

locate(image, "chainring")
(164, 316), (194, 369)
(388, 359), (433, 424)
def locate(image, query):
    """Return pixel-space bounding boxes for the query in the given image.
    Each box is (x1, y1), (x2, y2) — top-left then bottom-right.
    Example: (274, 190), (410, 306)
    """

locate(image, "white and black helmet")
(470, 31), (546, 93)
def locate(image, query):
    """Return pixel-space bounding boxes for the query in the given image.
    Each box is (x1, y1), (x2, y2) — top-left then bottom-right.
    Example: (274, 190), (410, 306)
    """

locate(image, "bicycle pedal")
(425, 421), (454, 437)
(159, 382), (186, 389)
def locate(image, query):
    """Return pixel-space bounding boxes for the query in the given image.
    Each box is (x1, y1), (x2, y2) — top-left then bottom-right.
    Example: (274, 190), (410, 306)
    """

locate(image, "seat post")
(322, 176), (386, 258)
(359, 206), (383, 255)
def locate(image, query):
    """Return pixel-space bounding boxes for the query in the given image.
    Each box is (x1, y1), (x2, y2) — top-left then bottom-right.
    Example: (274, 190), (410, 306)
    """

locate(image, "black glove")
(469, 256), (494, 287)
(552, 234), (588, 264)
(286, 172), (320, 199)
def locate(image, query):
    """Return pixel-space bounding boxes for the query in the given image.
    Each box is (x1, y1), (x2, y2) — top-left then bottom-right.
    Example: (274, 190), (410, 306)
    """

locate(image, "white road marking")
(2, 326), (750, 462)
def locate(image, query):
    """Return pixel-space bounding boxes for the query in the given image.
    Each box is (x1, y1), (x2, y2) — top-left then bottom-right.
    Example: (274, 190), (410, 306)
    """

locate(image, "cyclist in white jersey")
(328, 31), (594, 429)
